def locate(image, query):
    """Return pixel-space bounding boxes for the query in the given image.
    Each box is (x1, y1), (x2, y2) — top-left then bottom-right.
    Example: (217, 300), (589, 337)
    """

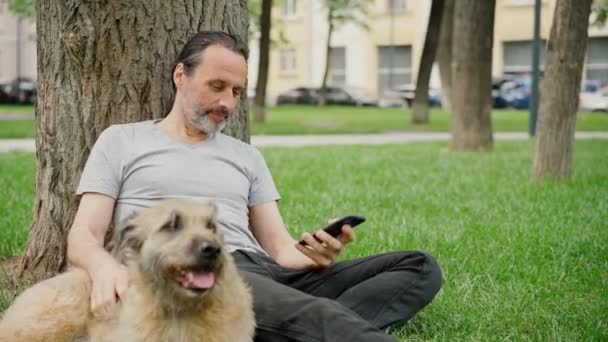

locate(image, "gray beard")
(184, 107), (226, 138)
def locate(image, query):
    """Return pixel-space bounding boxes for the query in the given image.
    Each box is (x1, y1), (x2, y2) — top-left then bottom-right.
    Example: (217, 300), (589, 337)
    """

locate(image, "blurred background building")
(0, 0), (606, 107)
(247, 0), (608, 104)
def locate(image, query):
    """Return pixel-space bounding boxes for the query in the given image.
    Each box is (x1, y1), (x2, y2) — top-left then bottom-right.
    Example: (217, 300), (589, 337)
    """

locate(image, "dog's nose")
(198, 241), (221, 259)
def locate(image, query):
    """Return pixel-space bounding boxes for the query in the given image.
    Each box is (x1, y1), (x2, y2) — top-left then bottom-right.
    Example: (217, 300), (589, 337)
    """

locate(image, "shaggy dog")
(0, 199), (255, 342)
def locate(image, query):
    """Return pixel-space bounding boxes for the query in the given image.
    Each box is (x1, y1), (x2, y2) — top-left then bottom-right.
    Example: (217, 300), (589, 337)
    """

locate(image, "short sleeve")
(248, 148), (281, 206)
(76, 125), (124, 199)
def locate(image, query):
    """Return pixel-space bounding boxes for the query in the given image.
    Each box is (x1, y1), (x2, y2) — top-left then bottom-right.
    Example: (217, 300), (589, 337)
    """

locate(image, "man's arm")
(67, 192), (115, 269)
(67, 192), (127, 319)
(249, 201), (355, 269)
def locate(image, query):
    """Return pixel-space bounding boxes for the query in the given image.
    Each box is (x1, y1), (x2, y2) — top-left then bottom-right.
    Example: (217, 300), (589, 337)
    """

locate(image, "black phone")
(299, 215), (366, 245)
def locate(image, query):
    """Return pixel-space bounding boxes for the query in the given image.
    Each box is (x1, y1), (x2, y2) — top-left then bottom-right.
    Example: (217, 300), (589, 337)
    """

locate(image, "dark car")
(277, 86), (378, 106)
(276, 87), (319, 105)
(384, 84), (442, 107)
(0, 78), (37, 104)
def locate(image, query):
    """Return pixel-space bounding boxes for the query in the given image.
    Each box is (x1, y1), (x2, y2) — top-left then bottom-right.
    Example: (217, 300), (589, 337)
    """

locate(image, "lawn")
(0, 104), (35, 114)
(1, 141), (606, 340)
(0, 105), (607, 138)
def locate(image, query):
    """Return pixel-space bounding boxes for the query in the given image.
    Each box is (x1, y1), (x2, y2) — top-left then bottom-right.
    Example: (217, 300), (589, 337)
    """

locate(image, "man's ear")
(111, 213), (143, 264)
(173, 63), (185, 88)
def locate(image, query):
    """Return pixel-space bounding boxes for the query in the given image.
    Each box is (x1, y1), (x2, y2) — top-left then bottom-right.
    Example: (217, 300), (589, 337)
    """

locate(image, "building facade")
(248, 0), (608, 102)
(0, 0), (36, 84)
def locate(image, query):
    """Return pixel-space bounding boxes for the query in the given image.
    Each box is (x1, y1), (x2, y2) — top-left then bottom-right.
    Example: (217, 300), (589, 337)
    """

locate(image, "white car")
(579, 87), (608, 112)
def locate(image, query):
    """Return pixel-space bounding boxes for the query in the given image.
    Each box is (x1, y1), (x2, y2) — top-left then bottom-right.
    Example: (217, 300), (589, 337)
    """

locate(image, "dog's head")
(112, 199), (226, 301)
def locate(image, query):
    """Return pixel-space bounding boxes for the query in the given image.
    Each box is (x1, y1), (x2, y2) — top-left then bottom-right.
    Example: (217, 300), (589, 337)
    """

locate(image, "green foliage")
(592, 0), (608, 26)
(7, 0), (35, 18)
(322, 0), (370, 30)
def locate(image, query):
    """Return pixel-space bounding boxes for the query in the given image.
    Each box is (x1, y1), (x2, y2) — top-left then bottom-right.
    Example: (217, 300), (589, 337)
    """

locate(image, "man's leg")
(274, 251), (443, 329)
(232, 250), (398, 342)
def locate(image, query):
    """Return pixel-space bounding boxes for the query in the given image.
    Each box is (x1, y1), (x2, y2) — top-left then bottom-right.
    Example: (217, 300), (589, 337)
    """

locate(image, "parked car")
(276, 87), (319, 105)
(579, 86), (608, 112)
(500, 76), (532, 109)
(0, 78), (37, 104)
(276, 85), (379, 106)
(384, 84), (442, 107)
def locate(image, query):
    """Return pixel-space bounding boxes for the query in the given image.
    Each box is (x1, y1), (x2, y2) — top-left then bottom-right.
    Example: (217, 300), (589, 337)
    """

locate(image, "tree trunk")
(412, 0), (445, 124)
(19, 0), (249, 282)
(319, 12), (334, 107)
(532, 0), (592, 179)
(437, 0), (454, 112)
(450, 0), (495, 151)
(253, 0), (272, 123)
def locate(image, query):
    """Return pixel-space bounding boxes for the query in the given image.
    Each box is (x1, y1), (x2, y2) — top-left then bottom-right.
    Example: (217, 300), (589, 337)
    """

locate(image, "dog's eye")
(161, 211), (183, 232)
(207, 220), (217, 231)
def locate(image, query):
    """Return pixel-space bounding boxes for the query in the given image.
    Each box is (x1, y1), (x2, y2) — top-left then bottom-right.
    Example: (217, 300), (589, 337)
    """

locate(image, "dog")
(0, 199), (255, 342)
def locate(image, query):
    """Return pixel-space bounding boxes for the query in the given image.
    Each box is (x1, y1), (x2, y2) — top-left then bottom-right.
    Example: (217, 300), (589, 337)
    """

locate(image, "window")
(329, 47), (346, 86)
(503, 40), (546, 74)
(586, 37), (608, 84)
(378, 45), (411, 94)
(281, 0), (297, 17)
(280, 49), (297, 73)
(387, 0), (406, 12)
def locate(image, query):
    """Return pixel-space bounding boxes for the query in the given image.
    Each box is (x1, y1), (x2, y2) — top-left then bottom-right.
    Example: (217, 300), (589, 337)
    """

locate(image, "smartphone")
(298, 215), (366, 245)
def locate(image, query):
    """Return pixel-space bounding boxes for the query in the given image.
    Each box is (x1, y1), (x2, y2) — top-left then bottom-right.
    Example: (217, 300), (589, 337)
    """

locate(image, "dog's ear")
(111, 212), (144, 264)
(160, 210), (183, 232)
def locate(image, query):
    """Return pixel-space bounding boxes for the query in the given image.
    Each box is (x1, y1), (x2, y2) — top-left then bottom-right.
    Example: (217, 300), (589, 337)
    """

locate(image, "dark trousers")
(232, 250), (442, 342)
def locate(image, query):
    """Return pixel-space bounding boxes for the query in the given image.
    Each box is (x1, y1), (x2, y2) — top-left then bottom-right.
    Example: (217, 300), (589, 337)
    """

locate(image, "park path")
(1, 131), (608, 152)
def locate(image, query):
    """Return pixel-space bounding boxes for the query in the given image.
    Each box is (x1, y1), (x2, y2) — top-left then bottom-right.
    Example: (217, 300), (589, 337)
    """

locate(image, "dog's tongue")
(179, 270), (215, 289)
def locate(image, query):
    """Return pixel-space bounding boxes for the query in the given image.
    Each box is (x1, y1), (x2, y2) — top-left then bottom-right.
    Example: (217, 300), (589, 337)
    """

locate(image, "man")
(67, 31), (442, 342)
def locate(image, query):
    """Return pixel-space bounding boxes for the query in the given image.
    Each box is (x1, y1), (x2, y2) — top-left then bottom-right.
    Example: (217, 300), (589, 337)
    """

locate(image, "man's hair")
(171, 31), (249, 89)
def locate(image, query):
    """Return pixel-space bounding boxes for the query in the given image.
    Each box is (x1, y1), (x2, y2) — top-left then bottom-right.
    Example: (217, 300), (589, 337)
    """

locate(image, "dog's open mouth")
(171, 267), (216, 292)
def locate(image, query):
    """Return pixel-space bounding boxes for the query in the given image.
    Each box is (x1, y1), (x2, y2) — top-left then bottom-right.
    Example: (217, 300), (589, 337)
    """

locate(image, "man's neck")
(159, 110), (209, 144)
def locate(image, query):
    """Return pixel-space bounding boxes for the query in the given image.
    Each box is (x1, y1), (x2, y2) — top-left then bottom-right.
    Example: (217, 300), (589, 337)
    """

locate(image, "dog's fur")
(0, 199), (255, 342)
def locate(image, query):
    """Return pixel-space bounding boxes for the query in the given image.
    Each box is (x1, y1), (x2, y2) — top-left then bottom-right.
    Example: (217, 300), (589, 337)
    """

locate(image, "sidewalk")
(1, 131), (608, 152)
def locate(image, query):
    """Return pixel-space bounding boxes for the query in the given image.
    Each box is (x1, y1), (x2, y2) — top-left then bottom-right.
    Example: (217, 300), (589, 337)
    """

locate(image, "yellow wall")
(493, 0), (556, 76)
(259, 0), (602, 101)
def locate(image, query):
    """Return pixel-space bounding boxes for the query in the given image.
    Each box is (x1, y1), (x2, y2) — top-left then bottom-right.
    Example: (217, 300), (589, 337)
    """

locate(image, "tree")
(592, 0), (608, 26)
(18, 0), (250, 282)
(450, 0), (495, 151)
(436, 0), (454, 112)
(411, 0), (445, 124)
(319, 0), (369, 106)
(253, 0), (273, 123)
(532, 0), (592, 179)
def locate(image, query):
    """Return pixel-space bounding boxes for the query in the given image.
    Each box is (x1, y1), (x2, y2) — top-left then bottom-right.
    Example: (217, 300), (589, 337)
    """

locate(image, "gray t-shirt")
(76, 120), (281, 255)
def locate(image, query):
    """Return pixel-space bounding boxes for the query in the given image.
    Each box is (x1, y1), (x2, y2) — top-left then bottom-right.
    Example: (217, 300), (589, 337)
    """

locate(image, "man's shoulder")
(100, 120), (155, 140)
(216, 133), (261, 156)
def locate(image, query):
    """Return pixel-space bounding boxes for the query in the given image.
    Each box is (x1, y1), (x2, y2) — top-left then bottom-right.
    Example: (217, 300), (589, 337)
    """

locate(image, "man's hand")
(294, 225), (356, 268)
(89, 257), (129, 320)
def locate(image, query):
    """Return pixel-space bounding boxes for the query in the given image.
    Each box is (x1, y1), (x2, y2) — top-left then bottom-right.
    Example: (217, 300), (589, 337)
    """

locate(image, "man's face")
(174, 45), (247, 135)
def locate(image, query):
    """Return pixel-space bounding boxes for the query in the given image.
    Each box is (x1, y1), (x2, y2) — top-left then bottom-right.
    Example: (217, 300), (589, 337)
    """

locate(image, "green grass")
(251, 105), (608, 134)
(0, 120), (36, 139)
(1, 141), (607, 340)
(0, 104), (35, 114)
(0, 153), (35, 258)
(1, 105), (607, 138)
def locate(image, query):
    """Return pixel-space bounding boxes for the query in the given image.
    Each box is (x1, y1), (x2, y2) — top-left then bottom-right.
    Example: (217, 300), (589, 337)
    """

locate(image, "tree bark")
(450, 0), (495, 151)
(253, 0), (272, 123)
(19, 0), (249, 282)
(319, 11), (334, 107)
(437, 0), (454, 112)
(412, 0), (445, 124)
(532, 0), (592, 179)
